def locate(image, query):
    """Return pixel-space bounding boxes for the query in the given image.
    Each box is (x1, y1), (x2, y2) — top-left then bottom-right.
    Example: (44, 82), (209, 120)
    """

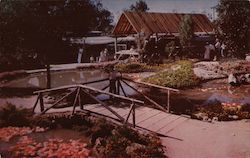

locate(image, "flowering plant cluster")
(11, 136), (91, 158)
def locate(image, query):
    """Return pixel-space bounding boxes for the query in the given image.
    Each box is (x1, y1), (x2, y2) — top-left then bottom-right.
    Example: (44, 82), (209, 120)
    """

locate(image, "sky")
(101, 0), (219, 23)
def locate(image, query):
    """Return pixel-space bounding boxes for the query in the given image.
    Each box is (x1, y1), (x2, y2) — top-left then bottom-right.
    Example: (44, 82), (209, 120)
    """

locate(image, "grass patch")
(143, 60), (200, 88)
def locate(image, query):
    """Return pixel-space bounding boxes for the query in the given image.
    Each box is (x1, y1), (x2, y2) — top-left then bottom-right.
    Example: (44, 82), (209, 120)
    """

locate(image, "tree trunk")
(46, 64), (51, 89)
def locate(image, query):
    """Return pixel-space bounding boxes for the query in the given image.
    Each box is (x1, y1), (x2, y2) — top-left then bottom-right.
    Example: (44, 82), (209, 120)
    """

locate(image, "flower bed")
(11, 136), (90, 158)
(0, 104), (167, 158)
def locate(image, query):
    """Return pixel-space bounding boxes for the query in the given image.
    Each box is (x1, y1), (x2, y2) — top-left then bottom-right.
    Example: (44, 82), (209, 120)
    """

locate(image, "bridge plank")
(125, 107), (161, 124)
(157, 116), (189, 134)
(89, 106), (118, 118)
(84, 104), (102, 111)
(144, 114), (180, 132)
(137, 111), (171, 128)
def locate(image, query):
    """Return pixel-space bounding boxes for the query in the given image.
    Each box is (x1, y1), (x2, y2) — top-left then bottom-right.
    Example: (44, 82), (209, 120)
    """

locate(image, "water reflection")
(4, 70), (109, 89)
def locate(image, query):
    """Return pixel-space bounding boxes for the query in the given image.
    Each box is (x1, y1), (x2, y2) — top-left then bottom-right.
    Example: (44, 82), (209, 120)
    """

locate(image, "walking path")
(34, 103), (250, 158)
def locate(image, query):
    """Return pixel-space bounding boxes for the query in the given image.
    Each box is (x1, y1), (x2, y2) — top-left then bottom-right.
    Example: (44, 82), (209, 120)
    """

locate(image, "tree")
(0, 0), (113, 71)
(216, 0), (250, 57)
(179, 15), (194, 57)
(129, 0), (149, 12)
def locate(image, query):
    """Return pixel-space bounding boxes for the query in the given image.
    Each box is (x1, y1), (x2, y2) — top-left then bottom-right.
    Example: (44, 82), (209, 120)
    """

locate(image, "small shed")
(113, 11), (214, 37)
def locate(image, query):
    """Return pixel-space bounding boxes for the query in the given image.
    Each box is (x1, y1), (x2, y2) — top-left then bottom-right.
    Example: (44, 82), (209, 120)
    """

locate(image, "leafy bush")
(115, 63), (148, 73)
(143, 60), (200, 88)
(196, 101), (250, 121)
(115, 62), (174, 73)
(66, 117), (166, 158)
(0, 103), (32, 127)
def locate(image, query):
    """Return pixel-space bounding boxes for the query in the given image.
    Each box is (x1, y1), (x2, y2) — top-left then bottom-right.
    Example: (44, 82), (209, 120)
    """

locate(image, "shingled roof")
(112, 11), (214, 36)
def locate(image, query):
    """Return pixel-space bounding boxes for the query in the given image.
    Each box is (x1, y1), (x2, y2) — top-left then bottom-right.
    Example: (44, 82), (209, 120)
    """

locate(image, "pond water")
(140, 78), (250, 114)
(1, 70), (250, 111)
(2, 70), (108, 89)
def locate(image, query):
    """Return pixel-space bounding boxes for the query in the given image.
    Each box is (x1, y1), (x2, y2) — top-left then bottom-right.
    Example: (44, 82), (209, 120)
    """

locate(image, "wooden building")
(112, 11), (215, 58)
(113, 11), (214, 37)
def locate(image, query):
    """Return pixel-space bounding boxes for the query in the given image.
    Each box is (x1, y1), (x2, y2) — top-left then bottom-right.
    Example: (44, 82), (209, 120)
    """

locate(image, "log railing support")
(81, 89), (125, 122)
(72, 87), (80, 115)
(121, 79), (168, 112)
(40, 89), (76, 115)
(39, 93), (44, 112)
(79, 89), (83, 110)
(32, 93), (40, 113)
(167, 90), (170, 113)
(132, 101), (136, 128)
(124, 101), (136, 128)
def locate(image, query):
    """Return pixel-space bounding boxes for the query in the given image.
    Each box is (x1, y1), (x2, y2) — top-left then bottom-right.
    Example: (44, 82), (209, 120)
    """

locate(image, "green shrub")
(241, 104), (250, 112)
(0, 103), (31, 127)
(143, 60), (200, 88)
(115, 63), (148, 73)
(197, 102), (250, 121)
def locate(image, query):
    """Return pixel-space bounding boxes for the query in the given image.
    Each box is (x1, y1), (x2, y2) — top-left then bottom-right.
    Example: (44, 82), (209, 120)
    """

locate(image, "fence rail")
(33, 75), (180, 127)
(33, 84), (144, 127)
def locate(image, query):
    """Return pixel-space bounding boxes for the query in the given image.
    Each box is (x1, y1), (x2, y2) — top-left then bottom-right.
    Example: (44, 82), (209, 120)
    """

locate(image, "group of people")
(77, 46), (109, 63)
(204, 38), (226, 61)
(98, 48), (108, 62)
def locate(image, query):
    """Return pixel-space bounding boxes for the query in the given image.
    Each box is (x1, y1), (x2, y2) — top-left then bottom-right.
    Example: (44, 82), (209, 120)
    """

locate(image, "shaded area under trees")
(0, 0), (113, 72)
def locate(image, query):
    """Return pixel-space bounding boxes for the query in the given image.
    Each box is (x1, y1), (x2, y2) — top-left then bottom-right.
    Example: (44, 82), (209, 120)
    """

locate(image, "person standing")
(90, 56), (94, 63)
(204, 42), (211, 61)
(77, 46), (84, 63)
(214, 38), (221, 60)
(221, 42), (226, 58)
(103, 48), (108, 62)
(99, 49), (104, 62)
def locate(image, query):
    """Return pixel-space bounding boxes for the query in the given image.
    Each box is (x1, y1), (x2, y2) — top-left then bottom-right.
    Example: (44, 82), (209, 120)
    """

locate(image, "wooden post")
(116, 79), (120, 95)
(79, 88), (83, 110)
(46, 64), (51, 89)
(72, 87), (80, 115)
(118, 80), (127, 97)
(167, 90), (170, 113)
(39, 93), (44, 112)
(132, 102), (135, 128)
(114, 36), (118, 53)
(125, 102), (134, 124)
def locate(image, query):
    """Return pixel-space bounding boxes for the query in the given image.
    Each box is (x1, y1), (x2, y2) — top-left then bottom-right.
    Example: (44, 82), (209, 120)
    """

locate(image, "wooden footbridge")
(33, 75), (189, 136)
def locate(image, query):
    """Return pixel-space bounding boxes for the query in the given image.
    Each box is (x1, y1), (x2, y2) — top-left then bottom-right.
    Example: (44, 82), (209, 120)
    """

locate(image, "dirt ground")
(162, 119), (250, 158)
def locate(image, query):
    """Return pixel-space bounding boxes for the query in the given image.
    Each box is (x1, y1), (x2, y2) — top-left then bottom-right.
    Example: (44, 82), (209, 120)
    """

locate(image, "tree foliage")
(216, 0), (250, 57)
(179, 15), (194, 56)
(129, 0), (149, 12)
(179, 15), (194, 47)
(0, 0), (113, 71)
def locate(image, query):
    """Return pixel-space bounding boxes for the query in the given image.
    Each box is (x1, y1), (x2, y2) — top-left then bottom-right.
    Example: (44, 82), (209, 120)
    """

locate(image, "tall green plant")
(179, 15), (194, 57)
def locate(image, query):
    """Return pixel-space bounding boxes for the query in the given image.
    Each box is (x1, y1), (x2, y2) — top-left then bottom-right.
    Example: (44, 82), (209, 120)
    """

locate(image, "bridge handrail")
(122, 77), (180, 92)
(34, 84), (144, 104)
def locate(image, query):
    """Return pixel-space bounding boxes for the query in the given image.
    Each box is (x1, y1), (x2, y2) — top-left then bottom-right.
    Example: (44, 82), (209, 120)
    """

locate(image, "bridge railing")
(121, 77), (179, 113)
(33, 84), (144, 128)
